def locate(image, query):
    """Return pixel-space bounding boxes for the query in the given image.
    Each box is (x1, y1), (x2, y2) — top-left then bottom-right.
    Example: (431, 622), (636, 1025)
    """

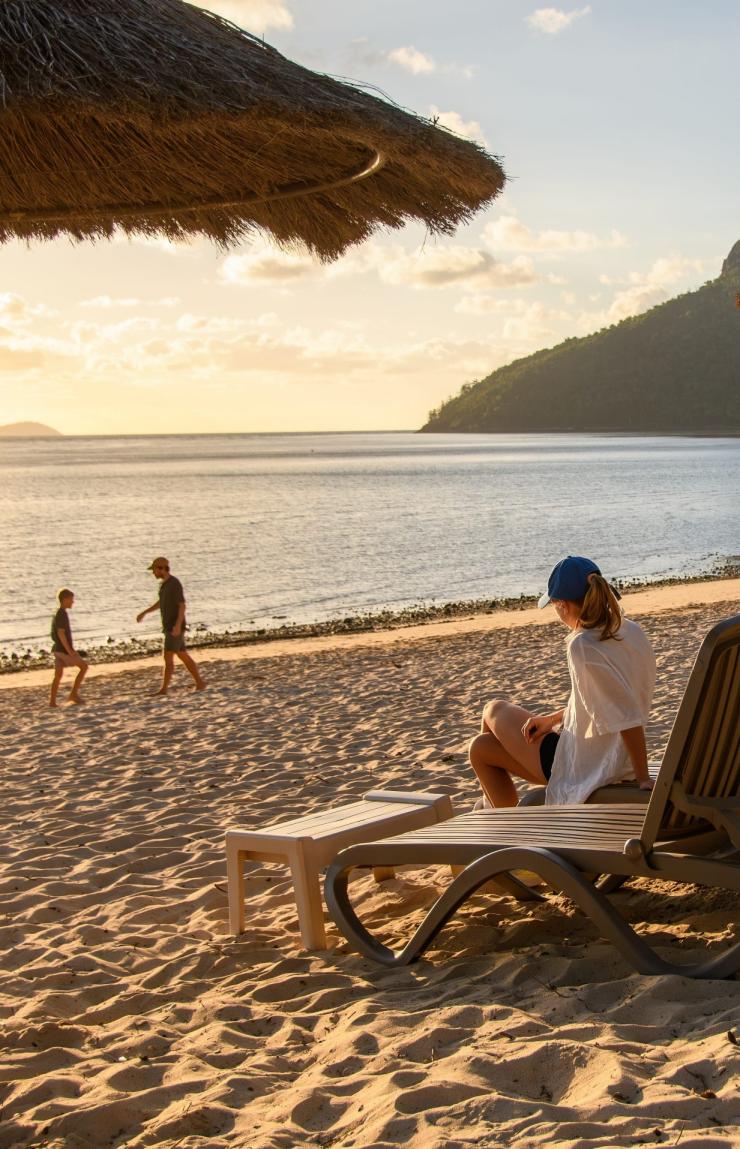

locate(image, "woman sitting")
(469, 555), (656, 807)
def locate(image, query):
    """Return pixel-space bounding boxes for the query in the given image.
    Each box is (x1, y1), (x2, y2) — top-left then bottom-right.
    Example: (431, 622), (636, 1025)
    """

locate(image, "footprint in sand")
(290, 1089), (350, 1132)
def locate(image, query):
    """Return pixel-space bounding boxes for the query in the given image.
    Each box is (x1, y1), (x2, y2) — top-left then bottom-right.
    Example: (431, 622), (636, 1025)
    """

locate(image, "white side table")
(225, 789), (453, 950)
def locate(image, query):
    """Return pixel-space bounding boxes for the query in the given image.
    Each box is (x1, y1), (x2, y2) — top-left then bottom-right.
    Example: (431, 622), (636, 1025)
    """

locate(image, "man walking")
(136, 557), (205, 695)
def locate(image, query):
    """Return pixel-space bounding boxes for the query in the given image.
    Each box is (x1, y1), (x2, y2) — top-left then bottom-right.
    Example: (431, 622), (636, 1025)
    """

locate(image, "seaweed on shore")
(2, 561), (739, 677)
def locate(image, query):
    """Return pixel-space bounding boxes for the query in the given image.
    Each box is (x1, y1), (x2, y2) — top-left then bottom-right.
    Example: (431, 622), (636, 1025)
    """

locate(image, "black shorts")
(539, 732), (560, 781)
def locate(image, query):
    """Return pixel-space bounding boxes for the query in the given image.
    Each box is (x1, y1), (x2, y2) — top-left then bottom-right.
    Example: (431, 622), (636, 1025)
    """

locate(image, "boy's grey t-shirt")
(158, 576), (185, 632)
(51, 607), (72, 652)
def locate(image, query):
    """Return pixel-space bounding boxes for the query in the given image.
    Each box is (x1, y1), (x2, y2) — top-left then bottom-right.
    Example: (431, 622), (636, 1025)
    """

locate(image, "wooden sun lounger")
(326, 615), (740, 977)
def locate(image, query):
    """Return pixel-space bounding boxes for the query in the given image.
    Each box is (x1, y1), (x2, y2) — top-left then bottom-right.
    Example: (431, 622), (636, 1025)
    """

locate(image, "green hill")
(422, 241), (740, 433)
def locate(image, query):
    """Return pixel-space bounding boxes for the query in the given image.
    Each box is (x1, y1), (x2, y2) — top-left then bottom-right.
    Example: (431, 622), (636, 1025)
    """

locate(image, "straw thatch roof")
(0, 1), (506, 258)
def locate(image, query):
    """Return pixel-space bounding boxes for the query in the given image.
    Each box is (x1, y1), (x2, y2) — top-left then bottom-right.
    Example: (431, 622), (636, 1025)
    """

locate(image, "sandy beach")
(1, 582), (739, 1149)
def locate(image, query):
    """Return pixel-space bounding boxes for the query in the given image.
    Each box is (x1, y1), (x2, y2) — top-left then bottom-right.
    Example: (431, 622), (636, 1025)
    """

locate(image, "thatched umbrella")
(0, 1), (506, 258)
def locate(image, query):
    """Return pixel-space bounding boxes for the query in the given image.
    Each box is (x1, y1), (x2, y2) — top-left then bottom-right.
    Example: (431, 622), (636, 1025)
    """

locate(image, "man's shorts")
(164, 632), (186, 653)
(53, 652), (85, 671)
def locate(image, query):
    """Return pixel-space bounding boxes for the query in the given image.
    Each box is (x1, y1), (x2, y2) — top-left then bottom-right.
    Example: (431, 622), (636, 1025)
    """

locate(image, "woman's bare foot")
(68, 694), (84, 705)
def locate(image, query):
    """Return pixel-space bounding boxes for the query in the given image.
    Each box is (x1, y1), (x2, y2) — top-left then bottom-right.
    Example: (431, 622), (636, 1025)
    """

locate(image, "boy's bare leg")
(177, 650), (205, 690)
(50, 666), (64, 707)
(68, 658), (89, 703)
(156, 651), (175, 695)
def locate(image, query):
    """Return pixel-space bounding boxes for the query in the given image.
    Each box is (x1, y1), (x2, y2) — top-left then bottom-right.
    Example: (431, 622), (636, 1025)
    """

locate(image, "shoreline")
(2, 566), (738, 679)
(2, 566), (739, 679)
(2, 573), (738, 692)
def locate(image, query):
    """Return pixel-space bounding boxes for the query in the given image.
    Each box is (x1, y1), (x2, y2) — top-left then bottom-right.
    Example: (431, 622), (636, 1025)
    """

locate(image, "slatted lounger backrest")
(641, 614), (740, 849)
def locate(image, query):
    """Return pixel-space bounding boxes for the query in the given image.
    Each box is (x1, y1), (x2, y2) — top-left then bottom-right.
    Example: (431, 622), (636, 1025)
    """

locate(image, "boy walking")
(136, 557), (205, 695)
(50, 589), (89, 706)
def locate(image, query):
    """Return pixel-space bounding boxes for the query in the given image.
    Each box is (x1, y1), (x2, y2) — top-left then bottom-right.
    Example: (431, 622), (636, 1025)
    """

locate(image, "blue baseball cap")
(538, 555), (601, 608)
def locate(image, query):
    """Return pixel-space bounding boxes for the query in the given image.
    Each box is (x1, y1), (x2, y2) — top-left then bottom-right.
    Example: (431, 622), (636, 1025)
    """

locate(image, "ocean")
(1, 431), (739, 655)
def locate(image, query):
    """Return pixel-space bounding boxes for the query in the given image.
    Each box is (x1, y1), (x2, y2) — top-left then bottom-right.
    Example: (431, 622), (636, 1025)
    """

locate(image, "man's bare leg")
(469, 699), (547, 808)
(157, 651), (175, 695)
(177, 650), (205, 690)
(50, 666), (64, 707)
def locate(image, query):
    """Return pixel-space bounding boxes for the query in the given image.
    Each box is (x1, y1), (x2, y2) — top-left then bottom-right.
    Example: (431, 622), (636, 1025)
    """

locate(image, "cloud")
(0, 293), (34, 329)
(242, 327), (514, 380)
(604, 256), (704, 323)
(347, 39), (474, 80)
(387, 46), (435, 74)
(80, 296), (181, 309)
(115, 233), (205, 256)
(455, 296), (565, 318)
(526, 6), (591, 34)
(454, 297), (572, 347)
(190, 0), (293, 34)
(175, 313), (260, 334)
(219, 246), (319, 284)
(373, 248), (538, 290)
(577, 255), (706, 330)
(0, 345), (44, 371)
(429, 106), (488, 146)
(18, 298), (512, 388)
(217, 235), (539, 292)
(484, 215), (627, 253)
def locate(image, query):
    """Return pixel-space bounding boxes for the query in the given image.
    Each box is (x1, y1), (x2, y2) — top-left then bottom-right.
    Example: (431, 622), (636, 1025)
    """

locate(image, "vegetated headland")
(422, 240), (740, 433)
(0, 421), (61, 437)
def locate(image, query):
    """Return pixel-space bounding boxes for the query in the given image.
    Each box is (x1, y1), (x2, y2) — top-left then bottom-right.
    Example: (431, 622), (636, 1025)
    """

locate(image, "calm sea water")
(1, 432), (739, 654)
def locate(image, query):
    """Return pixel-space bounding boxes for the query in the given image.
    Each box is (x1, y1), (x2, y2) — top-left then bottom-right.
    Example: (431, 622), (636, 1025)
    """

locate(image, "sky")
(1, 0), (738, 435)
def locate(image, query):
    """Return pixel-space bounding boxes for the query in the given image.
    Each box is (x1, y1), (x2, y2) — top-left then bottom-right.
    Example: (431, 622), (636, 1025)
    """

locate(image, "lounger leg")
(451, 862), (542, 901)
(327, 846), (740, 977)
(289, 846), (327, 950)
(226, 841), (246, 935)
(596, 874), (630, 894)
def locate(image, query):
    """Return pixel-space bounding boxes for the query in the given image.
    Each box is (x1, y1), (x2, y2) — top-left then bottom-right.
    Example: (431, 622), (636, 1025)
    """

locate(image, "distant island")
(0, 421), (62, 438)
(422, 239), (740, 433)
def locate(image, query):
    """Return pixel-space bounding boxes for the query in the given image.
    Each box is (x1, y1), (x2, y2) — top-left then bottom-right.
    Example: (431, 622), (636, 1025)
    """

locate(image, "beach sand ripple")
(1, 600), (739, 1148)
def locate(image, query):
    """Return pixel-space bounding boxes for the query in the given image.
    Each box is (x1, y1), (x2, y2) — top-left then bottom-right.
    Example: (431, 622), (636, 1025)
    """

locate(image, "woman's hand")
(620, 726), (651, 791)
(522, 714), (553, 744)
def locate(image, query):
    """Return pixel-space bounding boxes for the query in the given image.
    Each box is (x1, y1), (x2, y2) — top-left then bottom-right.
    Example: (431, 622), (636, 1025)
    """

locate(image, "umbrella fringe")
(0, 0), (506, 254)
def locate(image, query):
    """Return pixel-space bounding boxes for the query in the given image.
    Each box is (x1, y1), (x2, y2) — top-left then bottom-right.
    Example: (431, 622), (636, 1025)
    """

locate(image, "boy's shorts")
(164, 633), (186, 653)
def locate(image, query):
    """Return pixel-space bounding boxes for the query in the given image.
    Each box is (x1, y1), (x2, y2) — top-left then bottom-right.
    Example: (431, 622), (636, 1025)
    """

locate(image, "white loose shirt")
(545, 617), (656, 805)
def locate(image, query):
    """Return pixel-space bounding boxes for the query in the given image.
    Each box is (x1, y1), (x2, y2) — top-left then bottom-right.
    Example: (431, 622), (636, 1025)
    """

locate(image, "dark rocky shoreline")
(3, 562), (738, 677)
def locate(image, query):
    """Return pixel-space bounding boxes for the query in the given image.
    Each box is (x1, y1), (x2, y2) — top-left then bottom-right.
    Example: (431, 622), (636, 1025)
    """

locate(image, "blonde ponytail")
(578, 572), (622, 640)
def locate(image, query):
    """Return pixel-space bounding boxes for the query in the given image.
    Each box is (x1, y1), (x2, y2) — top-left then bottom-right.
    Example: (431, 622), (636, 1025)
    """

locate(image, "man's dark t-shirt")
(51, 607), (72, 653)
(159, 576), (185, 632)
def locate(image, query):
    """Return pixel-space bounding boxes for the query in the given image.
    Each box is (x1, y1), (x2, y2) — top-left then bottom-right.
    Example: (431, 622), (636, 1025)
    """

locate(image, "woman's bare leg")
(469, 699), (547, 808)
